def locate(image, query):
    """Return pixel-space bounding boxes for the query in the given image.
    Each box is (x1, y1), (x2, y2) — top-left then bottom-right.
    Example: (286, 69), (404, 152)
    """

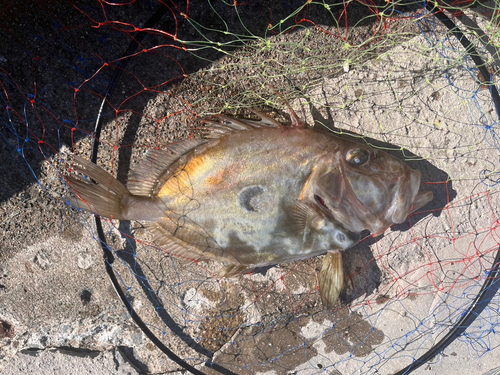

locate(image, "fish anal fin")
(319, 251), (344, 308)
(217, 264), (253, 278)
(146, 222), (211, 262)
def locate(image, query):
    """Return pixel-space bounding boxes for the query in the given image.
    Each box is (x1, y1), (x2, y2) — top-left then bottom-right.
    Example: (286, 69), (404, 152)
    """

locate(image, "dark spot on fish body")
(239, 186), (263, 211)
(238, 185), (275, 213)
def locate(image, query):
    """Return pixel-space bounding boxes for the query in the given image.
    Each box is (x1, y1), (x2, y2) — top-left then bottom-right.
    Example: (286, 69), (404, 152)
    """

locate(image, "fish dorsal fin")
(128, 109), (283, 195)
(246, 108), (284, 128)
(127, 138), (207, 196)
(203, 109), (283, 139)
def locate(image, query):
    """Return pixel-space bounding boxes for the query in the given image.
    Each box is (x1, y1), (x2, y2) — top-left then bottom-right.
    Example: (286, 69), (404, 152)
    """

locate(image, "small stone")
(34, 250), (51, 270)
(77, 252), (94, 270)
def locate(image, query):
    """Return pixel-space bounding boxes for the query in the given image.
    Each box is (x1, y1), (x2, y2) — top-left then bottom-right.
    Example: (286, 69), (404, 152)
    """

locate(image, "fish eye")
(346, 149), (369, 166)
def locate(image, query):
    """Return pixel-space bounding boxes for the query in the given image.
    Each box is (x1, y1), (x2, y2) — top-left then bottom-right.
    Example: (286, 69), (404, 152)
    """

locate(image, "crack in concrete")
(20, 346), (101, 359)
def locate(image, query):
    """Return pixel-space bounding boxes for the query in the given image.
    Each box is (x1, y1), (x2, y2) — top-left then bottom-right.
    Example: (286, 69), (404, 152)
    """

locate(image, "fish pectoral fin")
(290, 201), (320, 236)
(217, 264), (253, 278)
(146, 222), (211, 262)
(319, 251), (344, 308)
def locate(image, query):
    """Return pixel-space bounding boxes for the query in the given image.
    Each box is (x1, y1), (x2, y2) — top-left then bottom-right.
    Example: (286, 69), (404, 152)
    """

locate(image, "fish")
(67, 108), (433, 307)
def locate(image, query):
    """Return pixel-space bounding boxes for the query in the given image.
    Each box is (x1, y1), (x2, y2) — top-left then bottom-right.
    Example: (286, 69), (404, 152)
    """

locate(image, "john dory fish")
(68, 109), (433, 306)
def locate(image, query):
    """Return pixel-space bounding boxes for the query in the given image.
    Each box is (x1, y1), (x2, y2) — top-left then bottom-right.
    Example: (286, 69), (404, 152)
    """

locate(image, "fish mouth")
(314, 194), (329, 211)
(313, 193), (341, 223)
(313, 169), (433, 234)
(390, 169), (433, 224)
(412, 191), (434, 212)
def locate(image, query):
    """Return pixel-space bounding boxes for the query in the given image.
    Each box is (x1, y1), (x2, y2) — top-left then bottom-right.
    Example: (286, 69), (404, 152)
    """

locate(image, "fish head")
(312, 143), (433, 234)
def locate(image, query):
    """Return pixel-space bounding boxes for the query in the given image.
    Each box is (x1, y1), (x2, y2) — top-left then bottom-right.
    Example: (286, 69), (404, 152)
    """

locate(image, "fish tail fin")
(319, 251), (344, 308)
(66, 156), (130, 220)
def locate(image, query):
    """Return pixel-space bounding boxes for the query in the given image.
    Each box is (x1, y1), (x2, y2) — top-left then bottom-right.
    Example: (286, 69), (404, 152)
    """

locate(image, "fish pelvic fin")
(67, 156), (130, 220)
(319, 251), (344, 308)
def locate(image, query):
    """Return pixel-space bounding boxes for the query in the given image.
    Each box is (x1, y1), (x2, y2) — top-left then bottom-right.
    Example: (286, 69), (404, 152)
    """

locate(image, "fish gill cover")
(0, 0), (499, 374)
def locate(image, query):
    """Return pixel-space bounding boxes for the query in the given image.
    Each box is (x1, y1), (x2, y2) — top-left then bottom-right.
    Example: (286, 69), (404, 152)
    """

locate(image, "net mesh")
(1, 0), (500, 374)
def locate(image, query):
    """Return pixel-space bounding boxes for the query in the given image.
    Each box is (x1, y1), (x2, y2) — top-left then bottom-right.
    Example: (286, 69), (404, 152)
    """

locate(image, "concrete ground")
(1, 1), (499, 374)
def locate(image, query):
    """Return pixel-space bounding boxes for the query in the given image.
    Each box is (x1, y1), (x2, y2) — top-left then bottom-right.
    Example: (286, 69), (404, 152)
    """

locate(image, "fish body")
(68, 110), (433, 306)
(146, 126), (359, 267)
